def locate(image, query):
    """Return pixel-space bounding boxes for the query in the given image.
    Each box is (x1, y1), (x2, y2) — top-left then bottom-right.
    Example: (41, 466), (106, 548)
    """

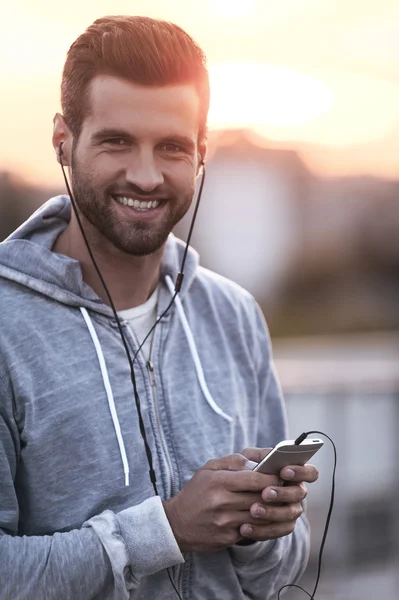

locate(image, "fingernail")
(283, 468), (295, 480)
(244, 460), (258, 470)
(265, 489), (277, 502)
(256, 506), (266, 517)
(242, 525), (253, 536)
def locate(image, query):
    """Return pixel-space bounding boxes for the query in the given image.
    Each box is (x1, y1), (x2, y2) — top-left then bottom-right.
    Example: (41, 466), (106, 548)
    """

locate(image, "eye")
(159, 143), (184, 153)
(104, 138), (127, 146)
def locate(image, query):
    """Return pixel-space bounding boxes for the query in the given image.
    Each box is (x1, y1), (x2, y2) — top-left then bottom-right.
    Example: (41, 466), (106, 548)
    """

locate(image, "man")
(0, 15), (318, 600)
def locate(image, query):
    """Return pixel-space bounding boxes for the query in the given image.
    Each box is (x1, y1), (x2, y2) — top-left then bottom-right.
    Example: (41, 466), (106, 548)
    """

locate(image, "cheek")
(94, 153), (127, 179)
(166, 161), (197, 192)
(85, 164), (127, 196)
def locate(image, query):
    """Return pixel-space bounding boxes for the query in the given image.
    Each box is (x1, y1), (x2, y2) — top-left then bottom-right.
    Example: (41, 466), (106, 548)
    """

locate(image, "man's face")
(70, 75), (201, 256)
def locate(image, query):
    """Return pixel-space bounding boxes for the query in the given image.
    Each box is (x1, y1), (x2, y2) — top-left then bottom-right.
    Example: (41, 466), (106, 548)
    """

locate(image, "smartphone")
(253, 438), (323, 475)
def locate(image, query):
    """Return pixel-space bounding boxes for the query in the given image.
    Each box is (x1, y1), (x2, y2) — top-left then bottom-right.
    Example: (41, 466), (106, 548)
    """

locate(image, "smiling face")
(57, 75), (202, 256)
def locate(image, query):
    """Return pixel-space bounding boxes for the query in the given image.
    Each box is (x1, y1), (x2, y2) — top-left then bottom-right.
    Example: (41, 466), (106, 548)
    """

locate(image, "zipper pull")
(147, 360), (156, 386)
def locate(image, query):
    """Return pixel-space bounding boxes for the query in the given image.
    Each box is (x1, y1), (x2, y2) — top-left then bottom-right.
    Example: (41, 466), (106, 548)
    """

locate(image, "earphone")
(58, 142), (335, 600)
(59, 140), (205, 599)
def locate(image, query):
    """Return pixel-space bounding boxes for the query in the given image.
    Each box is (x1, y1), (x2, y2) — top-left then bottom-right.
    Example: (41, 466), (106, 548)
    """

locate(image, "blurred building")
(274, 331), (399, 599)
(176, 129), (309, 305)
(176, 129), (399, 337)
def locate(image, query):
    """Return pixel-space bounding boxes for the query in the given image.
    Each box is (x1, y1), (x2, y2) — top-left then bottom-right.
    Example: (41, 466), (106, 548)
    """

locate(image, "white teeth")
(115, 196), (160, 210)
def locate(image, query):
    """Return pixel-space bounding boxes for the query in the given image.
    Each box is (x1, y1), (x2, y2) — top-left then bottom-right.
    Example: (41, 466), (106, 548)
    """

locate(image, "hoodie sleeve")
(228, 299), (310, 599)
(0, 377), (183, 600)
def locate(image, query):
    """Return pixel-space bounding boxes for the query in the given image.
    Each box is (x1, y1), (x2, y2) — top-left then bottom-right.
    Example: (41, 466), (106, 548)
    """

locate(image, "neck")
(53, 211), (163, 311)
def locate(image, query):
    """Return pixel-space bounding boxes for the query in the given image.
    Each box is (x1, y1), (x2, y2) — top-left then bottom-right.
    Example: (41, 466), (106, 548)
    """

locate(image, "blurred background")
(1, 1), (398, 597)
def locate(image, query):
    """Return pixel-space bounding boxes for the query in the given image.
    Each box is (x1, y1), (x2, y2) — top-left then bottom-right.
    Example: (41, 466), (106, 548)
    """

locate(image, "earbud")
(58, 142), (65, 167)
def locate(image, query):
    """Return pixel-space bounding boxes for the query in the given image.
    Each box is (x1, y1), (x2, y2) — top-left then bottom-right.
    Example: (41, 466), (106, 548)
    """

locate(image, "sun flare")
(208, 62), (334, 129)
(208, 0), (257, 18)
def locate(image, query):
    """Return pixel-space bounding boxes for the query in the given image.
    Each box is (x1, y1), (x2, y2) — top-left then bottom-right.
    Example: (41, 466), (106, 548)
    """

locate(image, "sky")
(1, 0), (398, 185)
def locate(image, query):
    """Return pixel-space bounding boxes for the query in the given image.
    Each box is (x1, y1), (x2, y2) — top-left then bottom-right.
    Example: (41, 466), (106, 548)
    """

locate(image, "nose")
(125, 148), (164, 192)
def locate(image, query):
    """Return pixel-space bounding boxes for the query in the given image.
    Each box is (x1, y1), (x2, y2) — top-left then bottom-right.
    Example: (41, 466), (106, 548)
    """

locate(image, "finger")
(229, 492), (264, 510)
(249, 501), (303, 523)
(219, 470), (280, 493)
(261, 482), (307, 505)
(203, 453), (256, 472)
(240, 447), (272, 464)
(239, 519), (297, 541)
(280, 463), (319, 484)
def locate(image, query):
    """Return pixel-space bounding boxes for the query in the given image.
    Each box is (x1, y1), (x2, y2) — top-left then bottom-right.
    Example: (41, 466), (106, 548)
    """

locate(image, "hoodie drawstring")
(80, 307), (130, 487)
(80, 280), (232, 487)
(164, 275), (233, 424)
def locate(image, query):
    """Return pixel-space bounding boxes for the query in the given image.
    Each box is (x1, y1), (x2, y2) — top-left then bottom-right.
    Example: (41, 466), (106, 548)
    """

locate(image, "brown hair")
(61, 15), (210, 145)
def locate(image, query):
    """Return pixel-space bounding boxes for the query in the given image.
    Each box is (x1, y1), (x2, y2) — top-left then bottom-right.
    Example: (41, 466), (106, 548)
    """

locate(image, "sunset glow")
(208, 63), (334, 129)
(0, 0), (398, 184)
(209, 0), (257, 18)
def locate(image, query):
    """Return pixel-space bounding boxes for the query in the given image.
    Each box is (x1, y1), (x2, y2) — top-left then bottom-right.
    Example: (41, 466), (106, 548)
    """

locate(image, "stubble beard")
(70, 157), (194, 257)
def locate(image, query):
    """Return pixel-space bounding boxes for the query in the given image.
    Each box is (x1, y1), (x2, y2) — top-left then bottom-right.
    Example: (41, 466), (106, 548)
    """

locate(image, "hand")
(163, 453), (279, 553)
(239, 447), (319, 542)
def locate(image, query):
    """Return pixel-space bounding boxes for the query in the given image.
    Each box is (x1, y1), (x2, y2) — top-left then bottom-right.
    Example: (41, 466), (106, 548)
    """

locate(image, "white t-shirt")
(117, 286), (159, 362)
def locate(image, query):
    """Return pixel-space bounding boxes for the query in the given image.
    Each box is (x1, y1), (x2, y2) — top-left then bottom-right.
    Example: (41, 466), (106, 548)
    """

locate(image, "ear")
(52, 113), (73, 167)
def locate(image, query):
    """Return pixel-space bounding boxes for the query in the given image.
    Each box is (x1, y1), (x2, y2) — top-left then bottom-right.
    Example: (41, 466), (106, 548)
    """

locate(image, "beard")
(70, 154), (194, 257)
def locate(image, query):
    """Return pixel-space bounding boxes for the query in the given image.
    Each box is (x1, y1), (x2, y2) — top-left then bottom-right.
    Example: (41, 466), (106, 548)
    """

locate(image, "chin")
(111, 234), (168, 257)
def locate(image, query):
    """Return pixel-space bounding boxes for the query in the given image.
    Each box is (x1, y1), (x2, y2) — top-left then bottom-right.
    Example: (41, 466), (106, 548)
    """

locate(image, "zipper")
(146, 333), (176, 498)
(125, 321), (184, 595)
(146, 331), (184, 597)
(176, 562), (184, 598)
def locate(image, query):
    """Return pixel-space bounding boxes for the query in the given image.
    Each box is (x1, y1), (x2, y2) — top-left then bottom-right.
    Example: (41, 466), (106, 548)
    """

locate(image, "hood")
(0, 195), (200, 316)
(0, 196), (232, 490)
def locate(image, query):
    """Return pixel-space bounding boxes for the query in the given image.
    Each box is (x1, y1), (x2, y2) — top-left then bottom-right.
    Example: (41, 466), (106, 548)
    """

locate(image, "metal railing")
(273, 332), (399, 599)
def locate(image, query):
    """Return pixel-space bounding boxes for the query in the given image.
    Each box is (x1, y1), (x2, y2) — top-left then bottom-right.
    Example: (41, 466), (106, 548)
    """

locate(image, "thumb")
(202, 453), (254, 472)
(241, 447), (273, 464)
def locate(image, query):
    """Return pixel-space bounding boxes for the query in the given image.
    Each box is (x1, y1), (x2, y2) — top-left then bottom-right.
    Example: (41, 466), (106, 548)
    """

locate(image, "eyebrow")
(91, 128), (134, 143)
(91, 128), (196, 151)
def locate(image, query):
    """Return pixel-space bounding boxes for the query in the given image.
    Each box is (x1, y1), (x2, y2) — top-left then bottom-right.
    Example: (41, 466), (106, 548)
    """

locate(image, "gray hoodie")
(0, 196), (310, 599)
